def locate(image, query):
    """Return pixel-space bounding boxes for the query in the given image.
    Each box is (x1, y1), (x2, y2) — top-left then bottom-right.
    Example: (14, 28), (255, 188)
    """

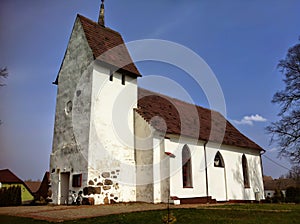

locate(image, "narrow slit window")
(242, 155), (250, 188)
(122, 75), (125, 85)
(182, 145), (193, 188)
(109, 70), (113, 81)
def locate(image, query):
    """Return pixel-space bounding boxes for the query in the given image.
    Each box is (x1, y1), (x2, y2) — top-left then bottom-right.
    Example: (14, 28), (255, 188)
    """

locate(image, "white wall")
(164, 139), (264, 202)
(166, 138), (207, 199)
(153, 136), (170, 203)
(206, 143), (264, 201)
(87, 62), (138, 204)
(134, 112), (155, 202)
(50, 18), (94, 204)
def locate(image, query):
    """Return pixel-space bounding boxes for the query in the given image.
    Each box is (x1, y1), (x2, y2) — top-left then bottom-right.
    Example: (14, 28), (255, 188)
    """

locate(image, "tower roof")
(78, 14), (141, 77)
(54, 14), (141, 84)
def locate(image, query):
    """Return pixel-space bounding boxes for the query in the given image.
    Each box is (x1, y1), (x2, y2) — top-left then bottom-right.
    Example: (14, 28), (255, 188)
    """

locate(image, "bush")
(0, 186), (22, 206)
(272, 189), (284, 203)
(286, 187), (300, 203)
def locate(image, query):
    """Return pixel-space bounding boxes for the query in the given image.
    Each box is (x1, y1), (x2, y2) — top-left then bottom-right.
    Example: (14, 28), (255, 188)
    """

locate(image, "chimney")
(98, 0), (105, 26)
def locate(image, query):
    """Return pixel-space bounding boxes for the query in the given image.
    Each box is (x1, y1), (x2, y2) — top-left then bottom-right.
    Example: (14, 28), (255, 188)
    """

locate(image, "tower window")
(122, 75), (125, 85)
(109, 71), (113, 81)
(72, 174), (82, 187)
(182, 145), (193, 188)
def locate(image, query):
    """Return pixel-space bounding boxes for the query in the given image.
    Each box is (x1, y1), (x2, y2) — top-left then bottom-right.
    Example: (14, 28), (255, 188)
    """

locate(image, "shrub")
(272, 189), (284, 203)
(286, 187), (300, 203)
(0, 186), (21, 206)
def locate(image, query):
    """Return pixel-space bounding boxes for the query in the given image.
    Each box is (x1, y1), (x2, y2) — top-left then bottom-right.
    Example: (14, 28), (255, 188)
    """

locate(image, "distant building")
(49, 2), (265, 205)
(25, 172), (50, 203)
(0, 169), (34, 204)
(25, 181), (41, 195)
(263, 176), (297, 198)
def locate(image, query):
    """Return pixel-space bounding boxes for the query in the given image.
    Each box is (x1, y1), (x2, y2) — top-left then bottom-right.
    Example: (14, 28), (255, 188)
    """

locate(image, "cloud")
(268, 147), (278, 153)
(232, 114), (267, 126)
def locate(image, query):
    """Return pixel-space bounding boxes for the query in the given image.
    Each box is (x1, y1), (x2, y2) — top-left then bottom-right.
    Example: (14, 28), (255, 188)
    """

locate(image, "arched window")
(242, 154), (250, 188)
(214, 151), (225, 167)
(182, 145), (193, 188)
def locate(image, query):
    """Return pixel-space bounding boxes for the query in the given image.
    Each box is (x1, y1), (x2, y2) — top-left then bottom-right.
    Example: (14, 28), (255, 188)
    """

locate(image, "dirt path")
(0, 203), (217, 222)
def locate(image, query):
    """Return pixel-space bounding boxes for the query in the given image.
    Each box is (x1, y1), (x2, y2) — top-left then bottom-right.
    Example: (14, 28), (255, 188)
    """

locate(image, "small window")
(72, 174), (82, 187)
(109, 70), (113, 81)
(214, 151), (225, 167)
(182, 145), (193, 188)
(65, 101), (72, 115)
(121, 75), (125, 85)
(242, 154), (250, 188)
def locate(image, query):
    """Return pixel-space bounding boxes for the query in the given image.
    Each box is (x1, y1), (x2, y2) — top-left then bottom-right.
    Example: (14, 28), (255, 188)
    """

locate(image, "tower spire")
(98, 0), (105, 26)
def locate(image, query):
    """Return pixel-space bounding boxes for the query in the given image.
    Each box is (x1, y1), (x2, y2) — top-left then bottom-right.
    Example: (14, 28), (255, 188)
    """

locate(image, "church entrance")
(60, 172), (70, 205)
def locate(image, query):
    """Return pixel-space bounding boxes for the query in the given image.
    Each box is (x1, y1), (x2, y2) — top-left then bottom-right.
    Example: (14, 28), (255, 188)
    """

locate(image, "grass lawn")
(1, 204), (299, 224)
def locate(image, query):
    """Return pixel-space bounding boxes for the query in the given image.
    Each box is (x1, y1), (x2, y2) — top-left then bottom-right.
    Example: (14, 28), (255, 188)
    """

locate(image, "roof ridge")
(138, 87), (220, 115)
(0, 169), (23, 184)
(77, 14), (122, 36)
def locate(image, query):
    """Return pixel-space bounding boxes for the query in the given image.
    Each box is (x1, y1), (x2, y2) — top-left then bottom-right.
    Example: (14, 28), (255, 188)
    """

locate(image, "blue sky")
(0, 0), (299, 180)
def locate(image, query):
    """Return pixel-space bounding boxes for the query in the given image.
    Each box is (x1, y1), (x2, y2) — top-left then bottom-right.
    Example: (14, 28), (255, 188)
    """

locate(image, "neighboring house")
(25, 172), (50, 202)
(49, 2), (265, 205)
(35, 172), (51, 202)
(264, 176), (297, 198)
(25, 181), (41, 196)
(0, 169), (34, 204)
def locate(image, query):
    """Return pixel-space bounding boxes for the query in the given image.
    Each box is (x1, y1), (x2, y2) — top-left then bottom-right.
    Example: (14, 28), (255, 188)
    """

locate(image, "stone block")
(104, 179), (113, 185)
(104, 196), (109, 205)
(88, 180), (94, 185)
(101, 172), (110, 178)
(103, 186), (111, 191)
(83, 186), (101, 195)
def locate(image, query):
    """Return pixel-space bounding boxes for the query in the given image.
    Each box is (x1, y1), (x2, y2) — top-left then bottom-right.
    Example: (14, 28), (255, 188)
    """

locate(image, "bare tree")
(0, 67), (8, 125)
(285, 166), (300, 179)
(266, 38), (300, 164)
(0, 67), (8, 86)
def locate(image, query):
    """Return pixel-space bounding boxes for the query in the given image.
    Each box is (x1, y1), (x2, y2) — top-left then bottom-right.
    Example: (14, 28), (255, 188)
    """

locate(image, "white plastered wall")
(166, 138), (207, 199)
(87, 62), (138, 204)
(206, 142), (265, 201)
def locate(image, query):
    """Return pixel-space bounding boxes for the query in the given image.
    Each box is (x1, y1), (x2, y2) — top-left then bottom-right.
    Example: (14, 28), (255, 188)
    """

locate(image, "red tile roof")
(263, 176), (297, 190)
(54, 14), (141, 85)
(78, 14), (141, 77)
(24, 181), (41, 193)
(0, 169), (23, 184)
(137, 88), (263, 151)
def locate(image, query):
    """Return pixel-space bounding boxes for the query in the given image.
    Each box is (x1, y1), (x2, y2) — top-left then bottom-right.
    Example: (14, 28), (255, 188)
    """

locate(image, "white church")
(49, 2), (265, 205)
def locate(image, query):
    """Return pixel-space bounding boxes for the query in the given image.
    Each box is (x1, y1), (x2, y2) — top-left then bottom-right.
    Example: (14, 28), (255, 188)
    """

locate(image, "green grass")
(1, 204), (300, 224)
(0, 215), (50, 224)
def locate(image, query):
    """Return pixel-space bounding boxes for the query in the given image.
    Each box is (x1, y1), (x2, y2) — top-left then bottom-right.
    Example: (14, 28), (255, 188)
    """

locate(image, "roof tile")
(137, 88), (263, 151)
(78, 15), (141, 77)
(0, 169), (23, 183)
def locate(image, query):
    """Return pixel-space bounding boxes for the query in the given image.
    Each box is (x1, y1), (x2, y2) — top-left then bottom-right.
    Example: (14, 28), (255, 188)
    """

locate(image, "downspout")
(223, 162), (228, 201)
(204, 141), (209, 198)
(260, 149), (266, 200)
